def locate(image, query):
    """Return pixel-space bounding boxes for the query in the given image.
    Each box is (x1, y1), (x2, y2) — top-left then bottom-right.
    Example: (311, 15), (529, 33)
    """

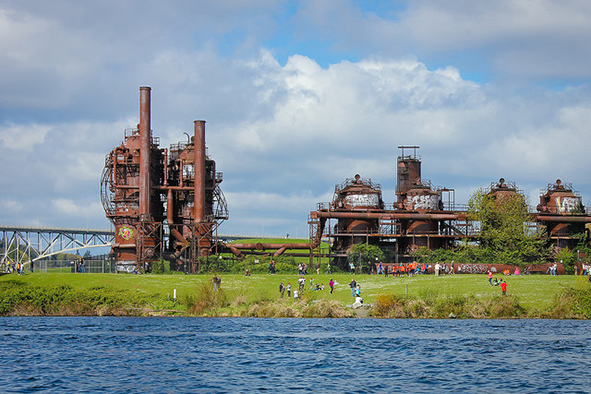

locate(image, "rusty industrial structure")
(101, 89), (591, 272)
(309, 146), (591, 266)
(101, 87), (228, 273)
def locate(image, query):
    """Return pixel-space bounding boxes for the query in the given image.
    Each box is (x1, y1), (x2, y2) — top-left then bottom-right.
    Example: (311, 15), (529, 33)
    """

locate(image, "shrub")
(185, 280), (228, 315)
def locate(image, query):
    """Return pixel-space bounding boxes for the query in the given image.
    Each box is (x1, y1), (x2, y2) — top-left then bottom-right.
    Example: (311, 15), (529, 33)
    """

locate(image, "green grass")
(2, 272), (585, 314)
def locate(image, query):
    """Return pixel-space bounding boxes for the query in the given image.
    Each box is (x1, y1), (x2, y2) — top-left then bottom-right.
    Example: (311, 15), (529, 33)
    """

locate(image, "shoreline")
(2, 272), (590, 319)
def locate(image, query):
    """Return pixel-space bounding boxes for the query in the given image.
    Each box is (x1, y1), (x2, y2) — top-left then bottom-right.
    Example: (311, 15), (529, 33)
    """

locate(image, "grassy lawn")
(2, 272), (587, 314)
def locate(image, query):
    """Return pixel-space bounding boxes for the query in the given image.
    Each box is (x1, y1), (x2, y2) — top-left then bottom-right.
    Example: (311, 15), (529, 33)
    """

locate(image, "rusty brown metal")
(139, 86), (151, 219)
(101, 87), (228, 273)
(532, 215), (591, 223)
(194, 120), (206, 223)
(536, 179), (583, 214)
(227, 243), (311, 258)
(396, 145), (422, 205)
(311, 211), (461, 221)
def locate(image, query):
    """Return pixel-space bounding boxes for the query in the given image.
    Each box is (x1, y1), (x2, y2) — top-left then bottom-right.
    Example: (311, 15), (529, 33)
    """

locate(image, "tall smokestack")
(194, 120), (206, 223)
(139, 86), (152, 219)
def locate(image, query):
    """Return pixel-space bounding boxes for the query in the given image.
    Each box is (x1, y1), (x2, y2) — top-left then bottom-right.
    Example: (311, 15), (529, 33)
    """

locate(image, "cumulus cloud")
(0, 123), (50, 150)
(290, 0), (591, 81)
(1, 0), (591, 237)
(51, 198), (103, 219)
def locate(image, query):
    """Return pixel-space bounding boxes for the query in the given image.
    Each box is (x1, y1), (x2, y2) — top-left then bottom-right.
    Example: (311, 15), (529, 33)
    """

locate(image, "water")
(1, 317), (590, 393)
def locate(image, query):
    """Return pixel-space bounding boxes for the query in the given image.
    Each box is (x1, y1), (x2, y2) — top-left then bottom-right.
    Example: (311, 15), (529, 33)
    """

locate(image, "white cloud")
(52, 198), (103, 219)
(0, 199), (23, 212)
(0, 123), (50, 150)
(2, 0), (591, 237)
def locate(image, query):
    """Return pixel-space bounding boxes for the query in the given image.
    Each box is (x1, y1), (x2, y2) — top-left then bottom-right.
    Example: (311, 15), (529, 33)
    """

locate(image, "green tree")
(467, 188), (550, 266)
(554, 248), (575, 274)
(347, 243), (384, 273)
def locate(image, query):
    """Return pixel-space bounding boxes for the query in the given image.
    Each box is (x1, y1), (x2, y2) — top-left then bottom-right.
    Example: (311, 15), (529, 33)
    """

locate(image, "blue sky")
(1, 0), (591, 237)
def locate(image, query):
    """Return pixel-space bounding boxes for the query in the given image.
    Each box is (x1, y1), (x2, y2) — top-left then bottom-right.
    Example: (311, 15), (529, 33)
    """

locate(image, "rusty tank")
(331, 174), (384, 252)
(536, 179), (587, 250)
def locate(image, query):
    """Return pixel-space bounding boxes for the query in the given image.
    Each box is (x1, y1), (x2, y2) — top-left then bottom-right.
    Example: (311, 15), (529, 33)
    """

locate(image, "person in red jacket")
(500, 279), (507, 296)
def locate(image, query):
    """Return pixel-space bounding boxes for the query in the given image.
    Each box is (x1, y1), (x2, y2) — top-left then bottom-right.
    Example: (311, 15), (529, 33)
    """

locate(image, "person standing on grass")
(212, 275), (221, 291)
(329, 279), (334, 294)
(500, 279), (507, 296)
(286, 282), (291, 298)
(349, 279), (357, 297)
(488, 270), (493, 285)
(298, 276), (305, 292)
(279, 282), (285, 298)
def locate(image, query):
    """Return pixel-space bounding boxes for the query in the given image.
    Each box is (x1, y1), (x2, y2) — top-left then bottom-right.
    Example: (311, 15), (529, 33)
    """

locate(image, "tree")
(467, 188), (550, 266)
(554, 248), (575, 274)
(347, 243), (384, 273)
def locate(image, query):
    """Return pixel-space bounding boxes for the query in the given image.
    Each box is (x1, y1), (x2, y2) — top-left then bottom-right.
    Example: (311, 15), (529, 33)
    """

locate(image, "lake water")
(0, 317), (590, 393)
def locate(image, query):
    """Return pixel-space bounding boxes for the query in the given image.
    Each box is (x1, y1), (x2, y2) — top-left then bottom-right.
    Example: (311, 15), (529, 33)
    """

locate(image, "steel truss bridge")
(0, 225), (282, 269)
(0, 226), (115, 269)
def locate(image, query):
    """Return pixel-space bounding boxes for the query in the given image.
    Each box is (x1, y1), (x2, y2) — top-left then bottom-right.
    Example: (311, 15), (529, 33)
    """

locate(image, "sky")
(2, 0), (591, 238)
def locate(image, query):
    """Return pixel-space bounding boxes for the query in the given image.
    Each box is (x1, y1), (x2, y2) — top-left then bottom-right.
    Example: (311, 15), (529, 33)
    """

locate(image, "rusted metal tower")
(101, 87), (227, 273)
(309, 146), (470, 267)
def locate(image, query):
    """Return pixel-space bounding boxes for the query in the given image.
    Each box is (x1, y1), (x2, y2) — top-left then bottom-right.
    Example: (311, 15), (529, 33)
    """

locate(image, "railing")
(4, 259), (117, 274)
(335, 177), (382, 193)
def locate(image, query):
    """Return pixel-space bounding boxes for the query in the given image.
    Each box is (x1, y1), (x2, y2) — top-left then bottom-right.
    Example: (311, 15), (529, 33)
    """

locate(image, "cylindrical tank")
(402, 187), (442, 211)
(537, 179), (585, 251)
(333, 174), (383, 210)
(488, 178), (520, 201)
(331, 174), (383, 252)
(537, 179), (583, 214)
(399, 219), (441, 253)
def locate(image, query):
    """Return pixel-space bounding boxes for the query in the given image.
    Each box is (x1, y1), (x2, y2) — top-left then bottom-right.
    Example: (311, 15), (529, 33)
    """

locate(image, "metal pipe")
(229, 243), (311, 250)
(167, 188), (174, 225)
(194, 120), (206, 223)
(163, 148), (168, 186)
(533, 215), (591, 223)
(139, 86), (151, 219)
(311, 211), (461, 221)
(273, 246), (288, 257)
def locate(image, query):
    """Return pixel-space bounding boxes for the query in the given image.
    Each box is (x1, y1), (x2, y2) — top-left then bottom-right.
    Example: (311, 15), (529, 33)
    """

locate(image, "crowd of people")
(277, 276), (358, 300)
(4, 261), (27, 275)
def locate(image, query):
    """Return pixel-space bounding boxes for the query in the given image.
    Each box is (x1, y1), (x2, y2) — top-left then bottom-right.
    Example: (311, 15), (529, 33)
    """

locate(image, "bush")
(0, 282), (164, 316)
(372, 292), (526, 318)
(184, 280), (228, 315)
(545, 284), (591, 318)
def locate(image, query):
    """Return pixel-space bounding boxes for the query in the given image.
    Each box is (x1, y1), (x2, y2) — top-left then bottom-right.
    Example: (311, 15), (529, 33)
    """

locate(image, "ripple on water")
(1, 317), (590, 393)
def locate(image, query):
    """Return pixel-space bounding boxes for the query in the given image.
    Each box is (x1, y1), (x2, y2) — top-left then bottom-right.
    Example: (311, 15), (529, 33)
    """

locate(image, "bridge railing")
(4, 259), (117, 274)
